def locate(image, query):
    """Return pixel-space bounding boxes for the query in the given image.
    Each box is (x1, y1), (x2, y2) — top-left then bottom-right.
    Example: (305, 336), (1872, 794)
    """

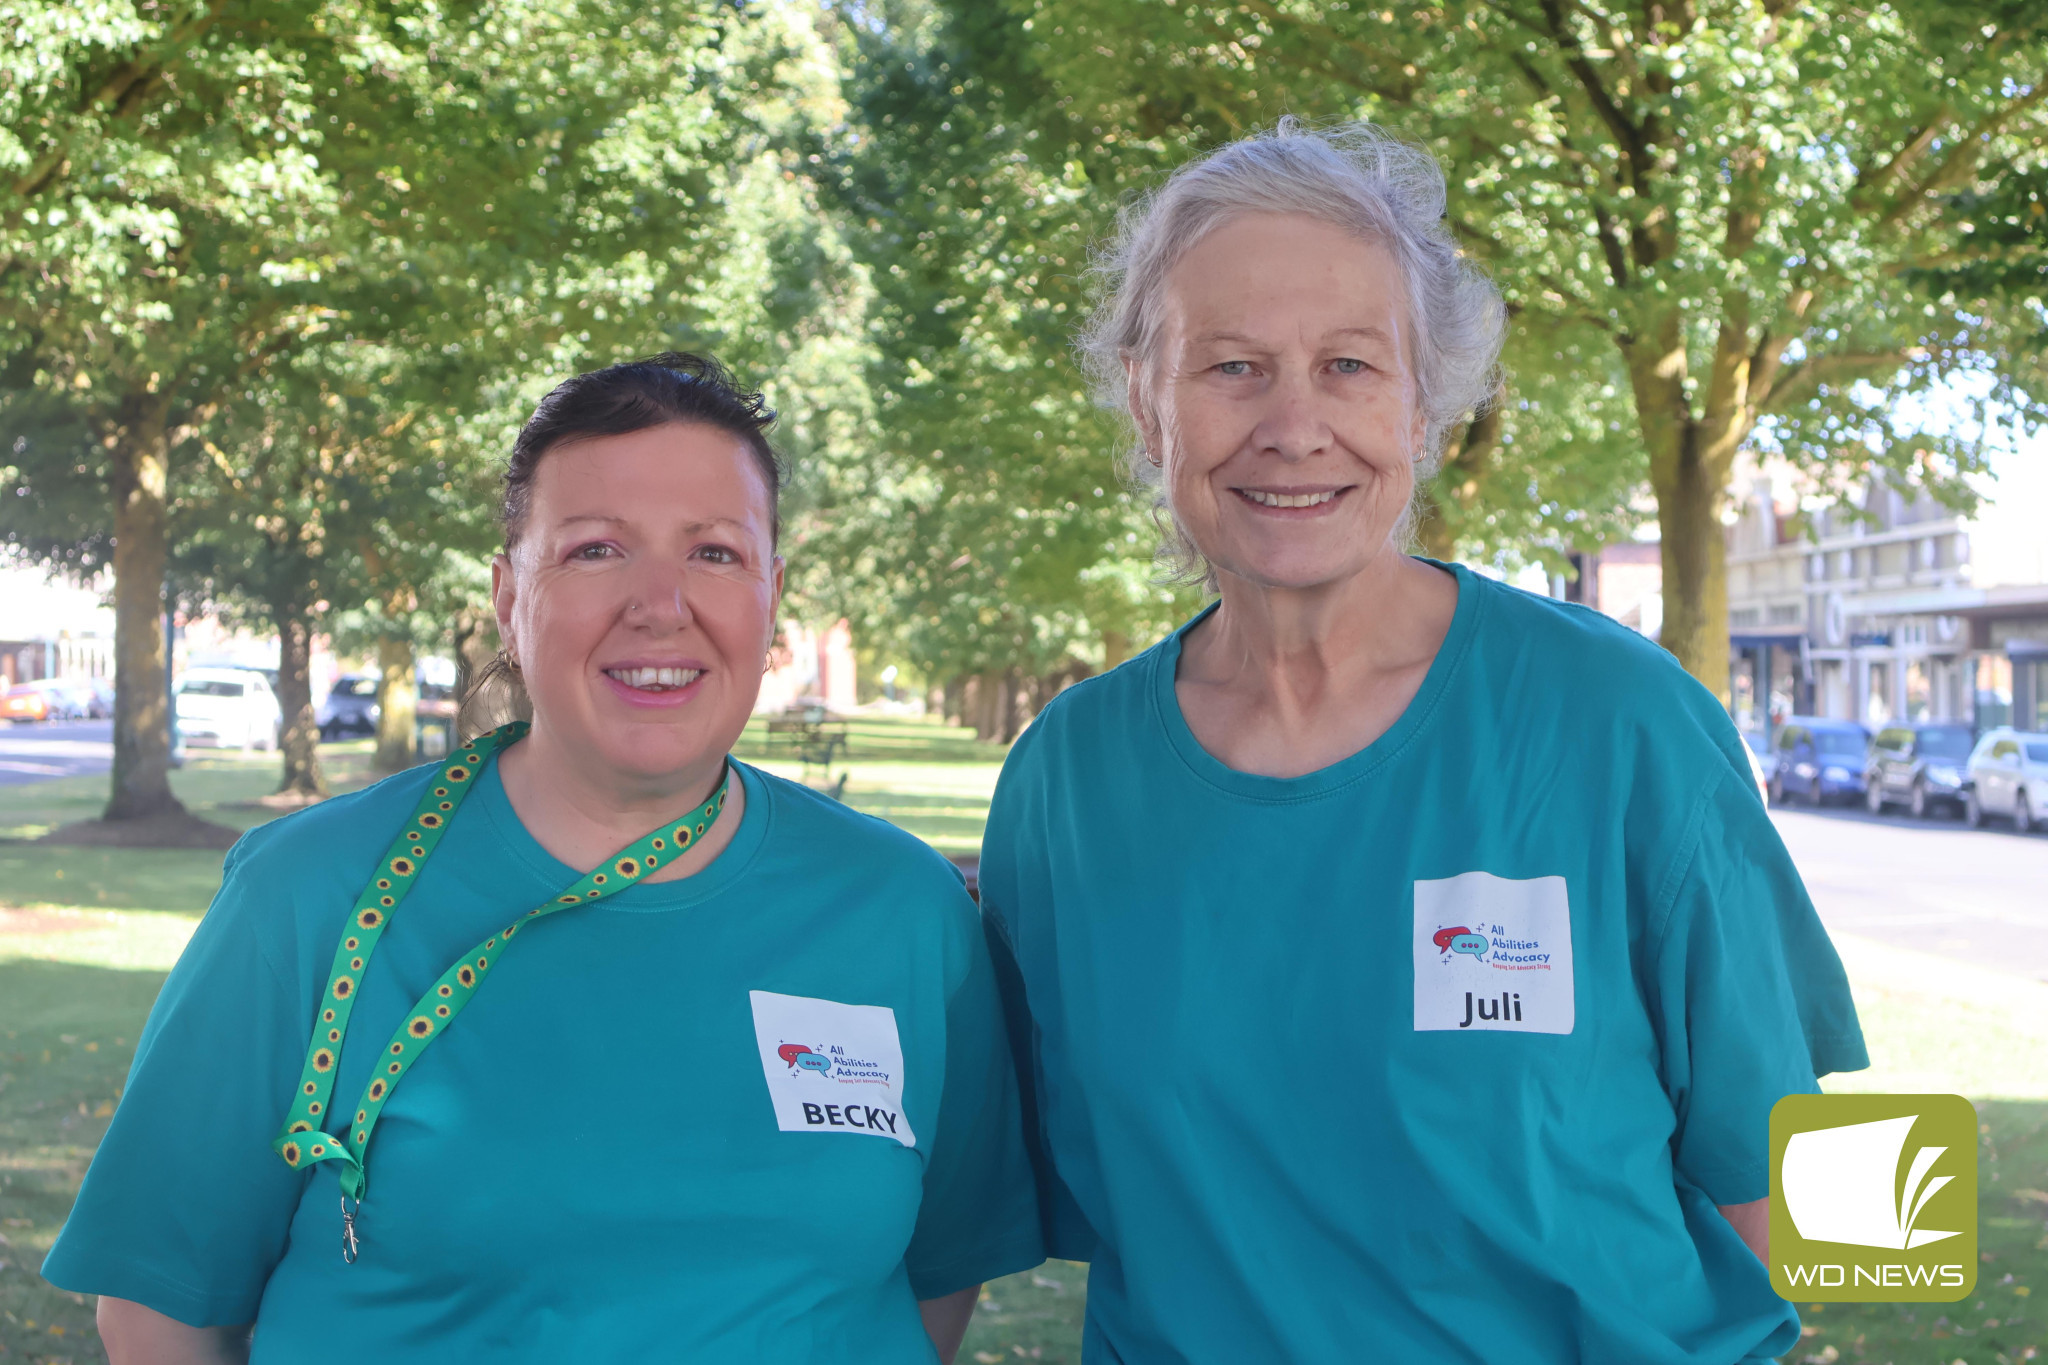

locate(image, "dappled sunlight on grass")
(0, 715), (2037, 1364)
(0, 959), (167, 1363)
(740, 716), (1004, 854)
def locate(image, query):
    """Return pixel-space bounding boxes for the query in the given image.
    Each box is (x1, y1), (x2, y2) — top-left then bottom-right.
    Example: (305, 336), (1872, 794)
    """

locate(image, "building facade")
(0, 557), (115, 687)
(1724, 475), (2048, 742)
(1552, 541), (1664, 637)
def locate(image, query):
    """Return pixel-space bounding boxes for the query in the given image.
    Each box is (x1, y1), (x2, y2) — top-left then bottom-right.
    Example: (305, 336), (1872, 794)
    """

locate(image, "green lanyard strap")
(271, 721), (729, 1253)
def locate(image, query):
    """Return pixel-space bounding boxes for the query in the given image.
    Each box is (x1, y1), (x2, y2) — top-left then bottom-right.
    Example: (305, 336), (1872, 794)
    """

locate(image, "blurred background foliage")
(3, 0), (2047, 782)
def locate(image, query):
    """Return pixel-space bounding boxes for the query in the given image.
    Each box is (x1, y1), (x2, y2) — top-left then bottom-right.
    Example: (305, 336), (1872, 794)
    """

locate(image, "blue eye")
(1332, 358), (1366, 374)
(1217, 360), (1251, 376)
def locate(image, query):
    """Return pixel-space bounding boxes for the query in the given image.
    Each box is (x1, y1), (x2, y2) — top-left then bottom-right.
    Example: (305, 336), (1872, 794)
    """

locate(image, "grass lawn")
(0, 717), (2043, 1364)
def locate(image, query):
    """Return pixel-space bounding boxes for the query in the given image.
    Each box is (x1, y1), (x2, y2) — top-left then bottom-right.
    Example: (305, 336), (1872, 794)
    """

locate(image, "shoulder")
(1462, 569), (1686, 684)
(183, 763), (447, 994)
(1001, 633), (1172, 774)
(743, 762), (971, 902)
(223, 762), (441, 887)
(1460, 570), (1736, 751)
(1453, 571), (1761, 861)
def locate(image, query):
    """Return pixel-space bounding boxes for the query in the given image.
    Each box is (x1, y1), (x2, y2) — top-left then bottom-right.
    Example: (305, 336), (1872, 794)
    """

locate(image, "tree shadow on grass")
(1, 959), (168, 1365)
(0, 843), (230, 917)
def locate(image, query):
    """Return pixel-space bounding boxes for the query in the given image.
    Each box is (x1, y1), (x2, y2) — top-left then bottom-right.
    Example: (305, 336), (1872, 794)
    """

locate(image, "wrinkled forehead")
(1148, 211), (1417, 357)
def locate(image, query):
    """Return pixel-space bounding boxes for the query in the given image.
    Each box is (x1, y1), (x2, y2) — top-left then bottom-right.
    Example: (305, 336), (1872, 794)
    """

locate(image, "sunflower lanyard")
(270, 721), (730, 1263)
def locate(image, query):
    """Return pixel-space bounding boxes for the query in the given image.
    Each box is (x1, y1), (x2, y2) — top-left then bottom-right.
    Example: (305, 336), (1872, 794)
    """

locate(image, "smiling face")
(1133, 212), (1426, 591)
(491, 422), (781, 789)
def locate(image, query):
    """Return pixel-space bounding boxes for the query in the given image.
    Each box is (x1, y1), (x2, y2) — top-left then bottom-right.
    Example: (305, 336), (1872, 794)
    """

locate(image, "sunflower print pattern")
(269, 722), (730, 1213)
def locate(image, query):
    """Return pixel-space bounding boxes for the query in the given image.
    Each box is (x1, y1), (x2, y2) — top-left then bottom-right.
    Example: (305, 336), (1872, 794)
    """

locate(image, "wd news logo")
(1769, 1094), (1978, 1303)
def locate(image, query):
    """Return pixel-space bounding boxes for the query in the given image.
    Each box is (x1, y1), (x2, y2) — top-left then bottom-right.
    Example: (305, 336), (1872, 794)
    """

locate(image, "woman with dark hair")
(46, 354), (1042, 1364)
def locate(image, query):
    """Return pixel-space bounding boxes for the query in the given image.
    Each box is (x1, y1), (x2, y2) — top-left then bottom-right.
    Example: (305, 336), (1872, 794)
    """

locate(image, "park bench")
(764, 706), (847, 783)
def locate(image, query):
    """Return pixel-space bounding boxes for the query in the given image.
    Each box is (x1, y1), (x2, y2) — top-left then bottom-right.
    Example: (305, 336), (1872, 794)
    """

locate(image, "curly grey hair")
(1076, 119), (1506, 579)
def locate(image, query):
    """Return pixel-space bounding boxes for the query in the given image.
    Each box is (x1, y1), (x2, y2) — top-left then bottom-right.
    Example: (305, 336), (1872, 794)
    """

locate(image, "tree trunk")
(978, 670), (1005, 742)
(1413, 404), (1502, 562)
(452, 606), (498, 702)
(273, 601), (327, 800)
(103, 390), (186, 822)
(1412, 503), (1457, 562)
(373, 636), (417, 772)
(1102, 630), (1130, 672)
(997, 668), (1023, 744)
(1652, 448), (1732, 705)
(1625, 308), (1734, 702)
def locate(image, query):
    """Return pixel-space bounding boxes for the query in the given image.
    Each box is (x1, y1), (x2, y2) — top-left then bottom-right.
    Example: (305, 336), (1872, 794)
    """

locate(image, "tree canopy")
(903, 0), (2048, 694)
(7, 0), (2046, 772)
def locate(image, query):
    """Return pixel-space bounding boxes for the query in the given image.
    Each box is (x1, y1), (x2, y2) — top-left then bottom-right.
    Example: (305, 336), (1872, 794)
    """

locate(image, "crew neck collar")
(1148, 557), (1486, 803)
(471, 753), (771, 911)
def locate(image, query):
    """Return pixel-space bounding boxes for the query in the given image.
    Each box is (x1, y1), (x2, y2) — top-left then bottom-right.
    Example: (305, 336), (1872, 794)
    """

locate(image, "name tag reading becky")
(749, 990), (917, 1147)
(1412, 872), (1575, 1034)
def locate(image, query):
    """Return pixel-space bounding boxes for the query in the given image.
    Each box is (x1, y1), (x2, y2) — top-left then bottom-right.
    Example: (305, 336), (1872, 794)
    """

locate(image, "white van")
(175, 667), (283, 750)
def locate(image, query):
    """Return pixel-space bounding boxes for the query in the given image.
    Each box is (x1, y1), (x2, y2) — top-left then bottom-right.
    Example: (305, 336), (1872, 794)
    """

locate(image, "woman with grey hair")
(978, 121), (1866, 1363)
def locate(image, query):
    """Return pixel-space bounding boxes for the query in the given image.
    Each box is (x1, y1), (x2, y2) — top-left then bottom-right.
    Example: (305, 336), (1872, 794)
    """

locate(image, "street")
(0, 718), (111, 785)
(1772, 802), (2048, 985)
(4, 718), (2043, 982)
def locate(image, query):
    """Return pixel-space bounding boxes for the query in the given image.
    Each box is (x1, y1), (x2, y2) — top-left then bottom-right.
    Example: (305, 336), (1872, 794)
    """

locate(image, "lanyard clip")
(340, 1193), (362, 1264)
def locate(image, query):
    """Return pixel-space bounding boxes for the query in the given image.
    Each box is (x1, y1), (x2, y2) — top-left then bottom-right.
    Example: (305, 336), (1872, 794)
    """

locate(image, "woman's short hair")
(501, 351), (785, 548)
(1076, 119), (1507, 576)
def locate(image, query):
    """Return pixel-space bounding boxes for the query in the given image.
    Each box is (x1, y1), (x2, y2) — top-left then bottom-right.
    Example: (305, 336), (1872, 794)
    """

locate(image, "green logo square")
(1769, 1093), (1978, 1303)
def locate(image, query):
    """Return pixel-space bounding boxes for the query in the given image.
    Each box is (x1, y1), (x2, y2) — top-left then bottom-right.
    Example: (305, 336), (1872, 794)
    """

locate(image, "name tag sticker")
(1412, 872), (1575, 1035)
(749, 990), (916, 1147)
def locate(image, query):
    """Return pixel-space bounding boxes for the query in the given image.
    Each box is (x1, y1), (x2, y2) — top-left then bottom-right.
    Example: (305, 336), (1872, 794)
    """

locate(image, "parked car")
(0, 682), (50, 722)
(0, 677), (103, 721)
(175, 667), (283, 750)
(317, 674), (381, 740)
(29, 678), (92, 720)
(1768, 718), (1872, 806)
(76, 677), (115, 718)
(1739, 737), (1771, 805)
(1864, 721), (1976, 819)
(1964, 727), (2048, 833)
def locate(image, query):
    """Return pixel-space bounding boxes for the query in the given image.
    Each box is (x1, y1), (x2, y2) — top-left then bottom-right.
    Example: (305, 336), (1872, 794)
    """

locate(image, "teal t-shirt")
(979, 563), (1867, 1365)
(44, 757), (1041, 1362)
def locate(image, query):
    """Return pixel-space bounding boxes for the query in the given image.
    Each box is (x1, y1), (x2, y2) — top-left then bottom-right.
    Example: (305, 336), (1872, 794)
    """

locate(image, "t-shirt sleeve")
(981, 909), (1100, 1264)
(39, 835), (314, 1326)
(901, 892), (1046, 1299)
(978, 735), (1101, 1264)
(1646, 766), (1869, 1207)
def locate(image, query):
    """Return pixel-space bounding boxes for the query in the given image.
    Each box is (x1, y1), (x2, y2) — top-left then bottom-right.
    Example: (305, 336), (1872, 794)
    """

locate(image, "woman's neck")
(1176, 550), (1458, 778)
(495, 724), (744, 885)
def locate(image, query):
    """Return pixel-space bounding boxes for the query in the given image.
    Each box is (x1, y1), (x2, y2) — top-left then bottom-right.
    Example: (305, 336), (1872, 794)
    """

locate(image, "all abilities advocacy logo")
(774, 1040), (903, 1135)
(1769, 1094), (1977, 1302)
(750, 990), (917, 1148)
(1411, 872), (1576, 1034)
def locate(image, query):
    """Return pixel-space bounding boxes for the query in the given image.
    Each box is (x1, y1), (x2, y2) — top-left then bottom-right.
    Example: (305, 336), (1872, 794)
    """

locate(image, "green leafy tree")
(924, 0), (2048, 697)
(821, 7), (1194, 735)
(0, 0), (355, 823)
(4, 0), (879, 817)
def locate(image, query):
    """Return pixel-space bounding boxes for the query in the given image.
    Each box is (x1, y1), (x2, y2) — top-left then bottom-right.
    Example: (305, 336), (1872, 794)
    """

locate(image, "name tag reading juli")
(1412, 872), (1575, 1035)
(749, 990), (917, 1147)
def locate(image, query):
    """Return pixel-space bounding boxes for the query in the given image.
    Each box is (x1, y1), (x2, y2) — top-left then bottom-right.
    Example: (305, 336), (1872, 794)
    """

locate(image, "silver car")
(1963, 727), (2048, 833)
